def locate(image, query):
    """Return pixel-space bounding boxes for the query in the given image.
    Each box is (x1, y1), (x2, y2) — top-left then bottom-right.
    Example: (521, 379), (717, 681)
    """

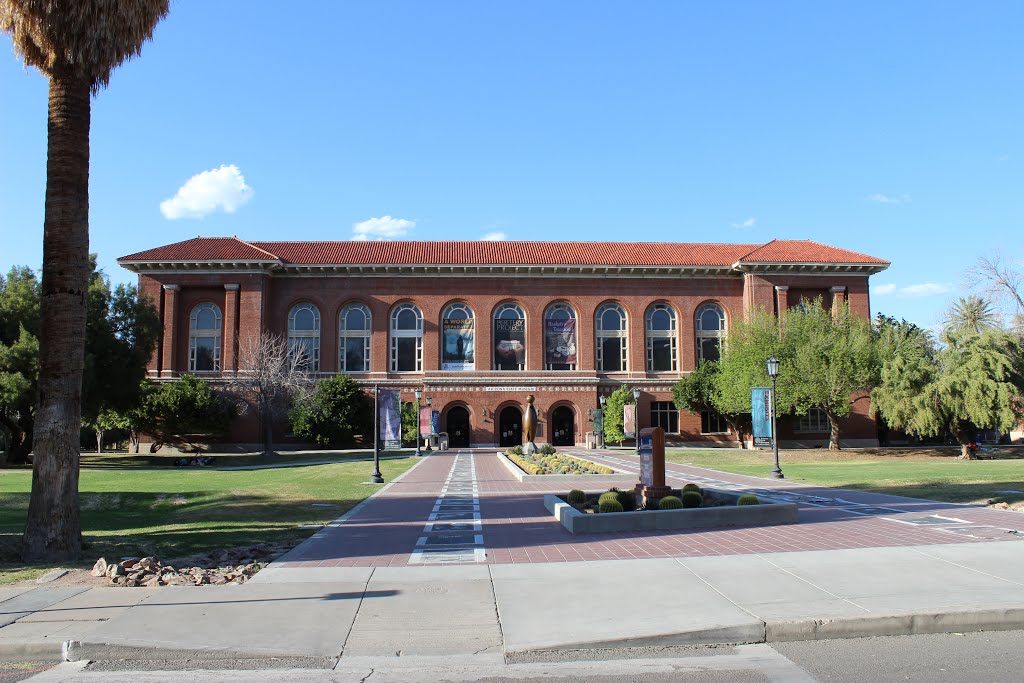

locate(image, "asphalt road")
(15, 631), (1024, 682)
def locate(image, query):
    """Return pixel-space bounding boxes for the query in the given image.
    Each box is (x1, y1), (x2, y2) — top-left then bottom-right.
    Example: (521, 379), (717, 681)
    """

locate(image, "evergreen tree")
(289, 375), (372, 448)
(602, 385), (632, 445)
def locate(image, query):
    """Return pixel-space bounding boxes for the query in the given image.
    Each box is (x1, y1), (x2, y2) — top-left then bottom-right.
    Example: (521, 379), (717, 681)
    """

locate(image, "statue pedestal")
(524, 442), (538, 455)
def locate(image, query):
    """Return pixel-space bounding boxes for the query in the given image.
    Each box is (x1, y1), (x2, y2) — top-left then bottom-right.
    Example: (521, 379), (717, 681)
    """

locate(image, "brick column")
(161, 285), (179, 378)
(774, 285), (789, 335)
(830, 286), (847, 320)
(223, 284), (240, 374)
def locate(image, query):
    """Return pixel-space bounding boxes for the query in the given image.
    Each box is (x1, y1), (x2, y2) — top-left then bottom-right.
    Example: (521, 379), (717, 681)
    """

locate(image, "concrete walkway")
(4, 449), (1024, 661)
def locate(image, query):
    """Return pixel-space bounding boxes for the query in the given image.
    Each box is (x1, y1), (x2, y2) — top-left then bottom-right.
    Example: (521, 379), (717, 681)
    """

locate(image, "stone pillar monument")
(523, 394), (538, 454)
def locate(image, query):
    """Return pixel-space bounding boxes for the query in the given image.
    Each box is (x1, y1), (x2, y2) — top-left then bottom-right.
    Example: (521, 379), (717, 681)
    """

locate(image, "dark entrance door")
(447, 406), (470, 448)
(551, 406), (575, 446)
(499, 407), (522, 448)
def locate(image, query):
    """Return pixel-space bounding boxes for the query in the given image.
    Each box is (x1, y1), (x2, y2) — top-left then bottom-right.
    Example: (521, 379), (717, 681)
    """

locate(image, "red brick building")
(118, 237), (889, 450)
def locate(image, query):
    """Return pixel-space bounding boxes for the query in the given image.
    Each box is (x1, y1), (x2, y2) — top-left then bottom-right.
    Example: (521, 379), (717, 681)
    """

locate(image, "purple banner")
(545, 318), (577, 365)
(379, 389), (401, 444)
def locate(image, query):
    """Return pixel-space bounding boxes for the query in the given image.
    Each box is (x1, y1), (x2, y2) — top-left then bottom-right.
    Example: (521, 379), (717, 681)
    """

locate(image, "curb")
(765, 606), (1024, 642)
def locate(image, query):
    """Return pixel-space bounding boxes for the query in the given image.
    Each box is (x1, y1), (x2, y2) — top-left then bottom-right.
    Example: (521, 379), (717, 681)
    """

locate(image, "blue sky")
(1, 1), (1021, 330)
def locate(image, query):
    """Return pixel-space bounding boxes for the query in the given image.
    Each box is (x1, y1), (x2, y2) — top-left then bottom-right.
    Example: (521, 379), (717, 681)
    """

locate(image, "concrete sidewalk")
(3, 540), (1024, 661)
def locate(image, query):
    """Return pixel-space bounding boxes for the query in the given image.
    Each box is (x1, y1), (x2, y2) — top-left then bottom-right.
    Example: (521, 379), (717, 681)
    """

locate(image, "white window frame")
(544, 302), (577, 371)
(596, 303), (628, 372)
(645, 303), (678, 372)
(441, 302), (475, 371)
(188, 302), (221, 373)
(695, 303), (726, 365)
(339, 303), (371, 373)
(288, 303), (321, 371)
(390, 303), (423, 372)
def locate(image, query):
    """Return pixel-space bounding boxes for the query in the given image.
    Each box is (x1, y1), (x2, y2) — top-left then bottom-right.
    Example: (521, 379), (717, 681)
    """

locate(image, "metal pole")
(371, 383), (384, 483)
(770, 376), (784, 479)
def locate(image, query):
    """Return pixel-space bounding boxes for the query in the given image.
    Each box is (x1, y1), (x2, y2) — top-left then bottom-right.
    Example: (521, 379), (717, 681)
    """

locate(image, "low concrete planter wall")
(544, 491), (799, 534)
(496, 452), (632, 483)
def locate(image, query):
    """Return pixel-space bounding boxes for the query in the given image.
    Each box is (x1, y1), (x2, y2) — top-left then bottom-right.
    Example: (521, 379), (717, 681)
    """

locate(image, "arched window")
(493, 303), (526, 371)
(339, 303), (371, 372)
(287, 303), (321, 371)
(596, 303), (628, 372)
(390, 303), (423, 372)
(646, 303), (677, 372)
(695, 303), (726, 364)
(544, 303), (577, 370)
(189, 303), (222, 372)
(441, 303), (475, 371)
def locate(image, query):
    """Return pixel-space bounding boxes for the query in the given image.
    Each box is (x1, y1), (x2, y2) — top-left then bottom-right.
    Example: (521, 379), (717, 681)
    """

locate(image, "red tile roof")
(118, 237), (888, 268)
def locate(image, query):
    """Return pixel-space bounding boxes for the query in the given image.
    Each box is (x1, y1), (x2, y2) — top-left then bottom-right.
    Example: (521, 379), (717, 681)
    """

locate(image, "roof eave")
(732, 261), (890, 275)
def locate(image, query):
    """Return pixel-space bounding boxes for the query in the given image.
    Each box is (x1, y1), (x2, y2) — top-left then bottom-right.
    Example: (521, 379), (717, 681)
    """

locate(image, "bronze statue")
(523, 394), (538, 453)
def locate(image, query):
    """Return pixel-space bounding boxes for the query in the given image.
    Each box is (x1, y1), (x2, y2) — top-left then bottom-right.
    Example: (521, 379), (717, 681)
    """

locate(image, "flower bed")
(505, 449), (614, 475)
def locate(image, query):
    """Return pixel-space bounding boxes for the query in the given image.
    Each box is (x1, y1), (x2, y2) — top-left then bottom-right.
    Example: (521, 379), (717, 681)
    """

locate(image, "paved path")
(264, 448), (1023, 569)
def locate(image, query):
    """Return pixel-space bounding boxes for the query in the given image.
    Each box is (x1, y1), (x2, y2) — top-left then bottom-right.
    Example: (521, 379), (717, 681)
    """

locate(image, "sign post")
(634, 426), (670, 509)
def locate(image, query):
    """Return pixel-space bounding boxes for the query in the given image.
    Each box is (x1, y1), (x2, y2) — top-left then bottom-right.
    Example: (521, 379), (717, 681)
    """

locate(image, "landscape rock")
(91, 558), (108, 577)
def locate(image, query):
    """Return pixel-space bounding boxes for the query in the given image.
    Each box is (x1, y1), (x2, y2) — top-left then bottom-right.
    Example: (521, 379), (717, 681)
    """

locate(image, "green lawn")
(665, 448), (1024, 506)
(0, 456), (418, 583)
(71, 448), (409, 469)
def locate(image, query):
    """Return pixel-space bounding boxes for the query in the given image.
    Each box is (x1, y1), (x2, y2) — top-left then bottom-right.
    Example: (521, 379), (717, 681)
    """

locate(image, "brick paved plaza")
(277, 450), (1024, 568)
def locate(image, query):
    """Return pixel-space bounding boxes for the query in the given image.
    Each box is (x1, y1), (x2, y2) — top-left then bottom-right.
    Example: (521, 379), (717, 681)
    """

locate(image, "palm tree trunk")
(21, 73), (90, 563)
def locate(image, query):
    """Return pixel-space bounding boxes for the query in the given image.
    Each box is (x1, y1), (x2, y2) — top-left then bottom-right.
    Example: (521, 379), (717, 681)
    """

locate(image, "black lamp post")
(599, 394), (607, 449)
(766, 356), (783, 479)
(424, 396), (433, 452)
(632, 387), (641, 459)
(371, 384), (384, 483)
(414, 388), (422, 457)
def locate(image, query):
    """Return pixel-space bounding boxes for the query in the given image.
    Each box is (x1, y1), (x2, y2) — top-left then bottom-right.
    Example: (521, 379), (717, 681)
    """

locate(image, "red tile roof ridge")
(231, 236), (282, 260)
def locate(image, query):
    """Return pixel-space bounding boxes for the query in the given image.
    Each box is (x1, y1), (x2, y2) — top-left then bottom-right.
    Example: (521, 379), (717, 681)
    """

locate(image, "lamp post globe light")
(766, 356), (783, 479)
(414, 389), (422, 457)
(599, 394), (607, 449)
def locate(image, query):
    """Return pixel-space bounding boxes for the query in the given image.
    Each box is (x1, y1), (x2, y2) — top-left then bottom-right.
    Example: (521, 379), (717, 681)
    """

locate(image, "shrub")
(508, 445), (523, 455)
(539, 443), (557, 455)
(682, 491), (703, 508)
(567, 489), (586, 504)
(658, 496), (683, 510)
(599, 499), (624, 513)
(682, 483), (702, 494)
(737, 494), (760, 506)
(289, 374), (372, 448)
(616, 490), (637, 511)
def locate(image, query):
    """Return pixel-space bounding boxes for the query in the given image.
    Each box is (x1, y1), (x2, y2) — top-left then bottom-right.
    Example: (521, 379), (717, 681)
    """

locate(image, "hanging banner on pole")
(751, 387), (772, 448)
(419, 406), (432, 436)
(623, 404), (636, 438)
(592, 409), (604, 435)
(431, 410), (440, 435)
(379, 389), (401, 449)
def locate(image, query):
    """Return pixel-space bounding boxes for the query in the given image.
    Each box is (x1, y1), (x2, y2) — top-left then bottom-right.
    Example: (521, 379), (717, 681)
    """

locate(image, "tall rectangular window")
(650, 401), (679, 433)
(701, 411), (728, 434)
(797, 408), (830, 433)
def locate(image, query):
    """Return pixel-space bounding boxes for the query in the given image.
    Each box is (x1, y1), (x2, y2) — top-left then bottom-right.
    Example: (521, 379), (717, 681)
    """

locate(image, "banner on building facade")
(379, 389), (401, 449)
(442, 318), (475, 371)
(431, 410), (440, 435)
(544, 318), (577, 365)
(494, 318), (526, 368)
(419, 406), (432, 436)
(623, 404), (636, 438)
(751, 387), (772, 447)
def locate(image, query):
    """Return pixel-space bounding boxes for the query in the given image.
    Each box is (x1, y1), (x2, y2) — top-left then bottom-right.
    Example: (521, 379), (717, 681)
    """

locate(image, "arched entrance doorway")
(499, 406), (522, 448)
(551, 406), (575, 447)
(447, 406), (470, 448)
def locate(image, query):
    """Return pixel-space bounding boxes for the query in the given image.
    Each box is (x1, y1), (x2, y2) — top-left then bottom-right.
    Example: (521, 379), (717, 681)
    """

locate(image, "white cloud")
(352, 215), (415, 241)
(480, 231), (507, 241)
(900, 282), (949, 297)
(731, 217), (756, 229)
(874, 282), (949, 298)
(160, 164), (254, 219)
(867, 193), (911, 205)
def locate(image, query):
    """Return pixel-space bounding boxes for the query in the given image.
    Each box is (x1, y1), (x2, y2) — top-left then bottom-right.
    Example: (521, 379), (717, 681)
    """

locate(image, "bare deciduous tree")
(968, 250), (1024, 332)
(231, 333), (313, 455)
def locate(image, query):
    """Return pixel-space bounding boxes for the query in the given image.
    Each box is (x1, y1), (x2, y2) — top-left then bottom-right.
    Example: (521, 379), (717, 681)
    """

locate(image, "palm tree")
(943, 296), (1001, 337)
(1, 1), (169, 562)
